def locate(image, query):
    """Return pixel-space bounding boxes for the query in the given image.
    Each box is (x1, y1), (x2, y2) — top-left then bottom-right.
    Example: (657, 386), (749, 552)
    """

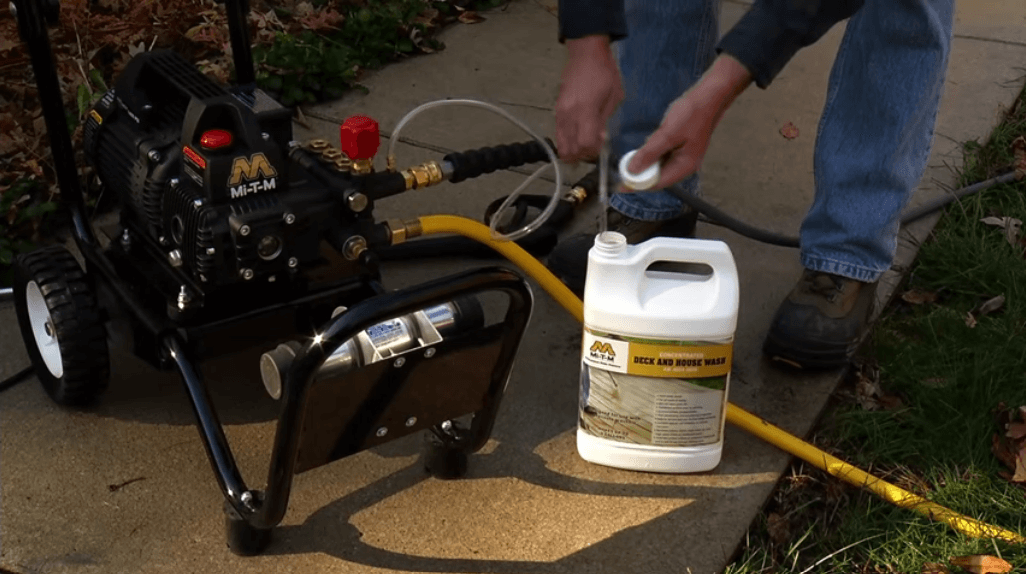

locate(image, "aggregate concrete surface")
(1, 1), (1023, 572)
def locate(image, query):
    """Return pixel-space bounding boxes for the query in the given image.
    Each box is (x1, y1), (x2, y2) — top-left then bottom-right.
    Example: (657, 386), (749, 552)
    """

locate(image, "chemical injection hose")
(416, 214), (1025, 546)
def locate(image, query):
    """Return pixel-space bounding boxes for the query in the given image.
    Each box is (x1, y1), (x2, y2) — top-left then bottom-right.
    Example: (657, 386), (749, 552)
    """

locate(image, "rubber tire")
(422, 431), (469, 480)
(13, 245), (110, 406)
(223, 500), (273, 556)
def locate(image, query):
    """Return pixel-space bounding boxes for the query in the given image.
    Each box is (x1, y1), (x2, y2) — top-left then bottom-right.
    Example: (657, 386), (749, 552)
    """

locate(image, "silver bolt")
(393, 357), (405, 368)
(142, 104), (153, 112)
(199, 274), (208, 283)
(424, 347), (436, 358)
(440, 420), (453, 431)
(376, 427), (388, 437)
(193, 198), (204, 208)
(43, 320), (53, 337)
(347, 192), (368, 213)
(262, 132), (270, 141)
(240, 268), (254, 280)
(284, 213), (296, 225)
(240, 491), (254, 508)
(177, 286), (192, 310)
(168, 249), (183, 267)
(147, 149), (161, 163)
(158, 235), (168, 246)
(268, 275), (276, 283)
(405, 417), (417, 427)
(206, 247), (215, 255)
(239, 225), (251, 236)
(120, 229), (131, 248)
(288, 257), (298, 268)
(342, 236), (367, 261)
(169, 178), (180, 189)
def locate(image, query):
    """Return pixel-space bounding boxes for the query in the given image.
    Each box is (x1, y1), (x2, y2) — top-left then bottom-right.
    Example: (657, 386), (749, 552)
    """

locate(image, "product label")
(579, 329), (732, 448)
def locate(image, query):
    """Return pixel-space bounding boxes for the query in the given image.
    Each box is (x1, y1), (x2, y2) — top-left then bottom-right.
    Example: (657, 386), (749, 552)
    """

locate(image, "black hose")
(0, 367), (33, 393)
(670, 170), (1020, 249)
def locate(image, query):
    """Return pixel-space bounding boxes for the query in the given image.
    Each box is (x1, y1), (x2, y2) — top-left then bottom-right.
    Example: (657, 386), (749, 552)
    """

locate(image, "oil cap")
(619, 150), (660, 191)
(340, 116), (380, 160)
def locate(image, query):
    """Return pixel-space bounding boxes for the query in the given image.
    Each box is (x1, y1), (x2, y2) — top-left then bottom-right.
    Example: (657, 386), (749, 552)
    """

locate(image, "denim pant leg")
(608, 0), (720, 222)
(801, 0), (955, 283)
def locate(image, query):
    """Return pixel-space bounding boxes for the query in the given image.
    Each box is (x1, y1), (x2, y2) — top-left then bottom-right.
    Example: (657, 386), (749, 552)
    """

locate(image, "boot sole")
(761, 333), (856, 371)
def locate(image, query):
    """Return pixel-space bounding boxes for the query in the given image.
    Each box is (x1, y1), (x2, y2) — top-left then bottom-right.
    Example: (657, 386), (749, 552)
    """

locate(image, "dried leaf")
(948, 555), (1012, 574)
(855, 369), (884, 411)
(922, 563), (950, 574)
(457, 10), (486, 24)
(766, 512), (790, 545)
(879, 394), (905, 411)
(779, 121), (799, 139)
(976, 295), (1006, 317)
(965, 311), (978, 329)
(901, 288), (938, 305)
(980, 216), (1023, 249)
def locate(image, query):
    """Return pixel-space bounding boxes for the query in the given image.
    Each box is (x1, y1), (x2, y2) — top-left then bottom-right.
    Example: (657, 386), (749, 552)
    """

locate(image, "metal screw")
(342, 236), (367, 261)
(120, 229), (131, 248)
(240, 268), (254, 280)
(167, 249), (183, 267)
(284, 213), (296, 225)
(424, 347), (436, 358)
(440, 420), (453, 431)
(393, 357), (405, 368)
(262, 132), (270, 141)
(43, 320), (53, 337)
(169, 178), (180, 189)
(206, 247), (215, 255)
(405, 417), (417, 427)
(268, 275), (276, 283)
(147, 149), (161, 163)
(177, 286), (192, 310)
(239, 225), (251, 236)
(376, 427), (388, 437)
(288, 257), (298, 268)
(142, 104), (153, 112)
(199, 274), (208, 283)
(193, 198), (204, 208)
(241, 491), (254, 508)
(347, 192), (369, 213)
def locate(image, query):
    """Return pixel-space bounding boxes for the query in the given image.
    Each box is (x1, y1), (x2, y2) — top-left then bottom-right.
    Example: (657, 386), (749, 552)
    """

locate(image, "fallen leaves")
(766, 512), (790, 545)
(779, 121), (799, 140)
(853, 363), (904, 412)
(1012, 136), (1024, 180)
(901, 287), (939, 305)
(457, 10), (487, 24)
(948, 555), (1013, 574)
(991, 403), (1025, 484)
(979, 216), (1024, 253)
(964, 294), (1005, 328)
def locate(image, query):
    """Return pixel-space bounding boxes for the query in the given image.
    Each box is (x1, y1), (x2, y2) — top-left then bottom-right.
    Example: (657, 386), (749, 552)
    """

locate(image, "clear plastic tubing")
(387, 99), (562, 242)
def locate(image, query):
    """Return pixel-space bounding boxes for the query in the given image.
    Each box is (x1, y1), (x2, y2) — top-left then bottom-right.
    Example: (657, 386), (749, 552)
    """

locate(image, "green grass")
(726, 89), (1026, 573)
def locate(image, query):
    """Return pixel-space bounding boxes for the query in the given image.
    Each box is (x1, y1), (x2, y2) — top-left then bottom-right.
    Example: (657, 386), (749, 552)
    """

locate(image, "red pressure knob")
(339, 116), (380, 160)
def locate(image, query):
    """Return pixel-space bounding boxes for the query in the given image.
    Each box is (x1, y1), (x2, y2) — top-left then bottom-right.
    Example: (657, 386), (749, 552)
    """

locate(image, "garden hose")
(415, 214), (1026, 546)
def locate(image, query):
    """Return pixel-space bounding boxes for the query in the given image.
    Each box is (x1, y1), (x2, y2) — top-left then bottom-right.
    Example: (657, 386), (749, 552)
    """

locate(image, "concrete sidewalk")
(1, 1), (1023, 573)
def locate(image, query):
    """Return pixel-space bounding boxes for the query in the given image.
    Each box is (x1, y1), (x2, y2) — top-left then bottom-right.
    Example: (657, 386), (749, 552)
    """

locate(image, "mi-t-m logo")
(589, 341), (616, 360)
(228, 153), (278, 199)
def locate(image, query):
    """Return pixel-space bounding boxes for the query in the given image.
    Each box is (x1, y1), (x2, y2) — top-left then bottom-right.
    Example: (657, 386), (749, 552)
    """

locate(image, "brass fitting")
(562, 185), (589, 206)
(321, 148), (343, 163)
(401, 161), (446, 190)
(351, 158), (374, 175)
(384, 218), (424, 245)
(306, 139), (331, 152)
(331, 155), (352, 172)
(386, 154), (398, 172)
(342, 236), (368, 261)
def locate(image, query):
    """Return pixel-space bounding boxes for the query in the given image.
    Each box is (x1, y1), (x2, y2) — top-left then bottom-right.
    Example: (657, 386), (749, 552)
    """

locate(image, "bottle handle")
(638, 238), (738, 279)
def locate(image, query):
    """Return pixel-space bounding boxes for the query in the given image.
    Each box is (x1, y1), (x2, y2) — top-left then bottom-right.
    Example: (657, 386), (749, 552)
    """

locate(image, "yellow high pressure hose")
(415, 214), (1025, 545)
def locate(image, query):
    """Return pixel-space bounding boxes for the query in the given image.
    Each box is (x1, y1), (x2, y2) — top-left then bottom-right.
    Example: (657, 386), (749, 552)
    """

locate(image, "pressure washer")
(4, 0), (1021, 557)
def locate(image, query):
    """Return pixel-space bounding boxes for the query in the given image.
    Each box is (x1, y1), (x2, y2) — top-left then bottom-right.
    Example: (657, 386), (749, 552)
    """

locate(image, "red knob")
(339, 116), (380, 160)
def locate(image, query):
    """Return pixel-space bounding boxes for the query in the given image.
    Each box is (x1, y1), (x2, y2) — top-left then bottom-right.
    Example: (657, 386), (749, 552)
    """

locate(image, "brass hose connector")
(386, 154), (398, 172)
(563, 186), (589, 206)
(384, 218), (424, 245)
(352, 158), (374, 175)
(401, 161), (446, 190)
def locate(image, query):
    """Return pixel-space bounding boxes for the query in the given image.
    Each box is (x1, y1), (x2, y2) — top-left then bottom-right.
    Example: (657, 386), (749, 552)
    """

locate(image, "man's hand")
(555, 36), (623, 163)
(627, 54), (753, 190)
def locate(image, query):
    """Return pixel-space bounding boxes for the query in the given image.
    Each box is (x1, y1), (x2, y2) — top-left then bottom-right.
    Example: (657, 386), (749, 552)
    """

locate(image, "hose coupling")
(563, 185), (589, 206)
(384, 218), (424, 245)
(401, 161), (446, 190)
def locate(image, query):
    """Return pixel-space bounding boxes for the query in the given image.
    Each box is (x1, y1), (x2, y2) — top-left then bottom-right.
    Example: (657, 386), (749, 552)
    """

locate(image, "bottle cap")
(618, 150), (660, 190)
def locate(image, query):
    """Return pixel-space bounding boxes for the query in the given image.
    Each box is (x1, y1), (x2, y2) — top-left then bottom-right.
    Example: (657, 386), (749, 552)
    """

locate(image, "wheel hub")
(25, 280), (64, 378)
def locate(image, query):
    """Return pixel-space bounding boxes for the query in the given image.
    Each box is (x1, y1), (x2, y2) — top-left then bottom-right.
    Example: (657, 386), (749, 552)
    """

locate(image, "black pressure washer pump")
(7, 0), (596, 555)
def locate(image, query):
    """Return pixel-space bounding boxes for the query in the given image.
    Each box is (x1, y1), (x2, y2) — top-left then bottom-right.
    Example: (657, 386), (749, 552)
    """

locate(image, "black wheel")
(224, 499), (272, 556)
(12, 245), (110, 406)
(422, 429), (469, 480)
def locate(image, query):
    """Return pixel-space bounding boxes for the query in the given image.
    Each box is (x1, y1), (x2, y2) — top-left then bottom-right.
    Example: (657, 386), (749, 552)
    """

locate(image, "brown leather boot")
(763, 270), (879, 370)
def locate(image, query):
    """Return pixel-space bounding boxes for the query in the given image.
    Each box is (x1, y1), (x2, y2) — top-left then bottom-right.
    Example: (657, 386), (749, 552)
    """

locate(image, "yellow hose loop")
(414, 214), (1026, 545)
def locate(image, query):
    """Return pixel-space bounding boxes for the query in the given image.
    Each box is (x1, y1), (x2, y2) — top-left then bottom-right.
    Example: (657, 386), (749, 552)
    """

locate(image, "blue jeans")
(608, 0), (955, 283)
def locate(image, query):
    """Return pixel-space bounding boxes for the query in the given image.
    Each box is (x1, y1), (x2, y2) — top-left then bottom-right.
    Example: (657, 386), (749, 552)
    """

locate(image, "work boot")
(762, 270), (879, 370)
(546, 208), (698, 296)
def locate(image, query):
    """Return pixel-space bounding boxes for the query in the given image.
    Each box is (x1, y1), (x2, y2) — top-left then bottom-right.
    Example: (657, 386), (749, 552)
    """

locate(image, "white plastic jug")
(577, 231), (740, 473)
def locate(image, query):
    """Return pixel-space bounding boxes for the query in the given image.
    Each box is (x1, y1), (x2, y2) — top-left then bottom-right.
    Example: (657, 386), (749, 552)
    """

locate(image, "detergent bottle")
(577, 231), (740, 473)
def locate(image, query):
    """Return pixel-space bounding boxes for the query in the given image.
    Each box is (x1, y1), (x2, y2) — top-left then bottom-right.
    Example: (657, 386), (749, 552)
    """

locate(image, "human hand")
(555, 36), (624, 163)
(626, 54), (752, 190)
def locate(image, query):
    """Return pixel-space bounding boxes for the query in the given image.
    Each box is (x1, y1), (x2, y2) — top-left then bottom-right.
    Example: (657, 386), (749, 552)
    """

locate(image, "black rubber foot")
(422, 430), (469, 480)
(224, 501), (272, 556)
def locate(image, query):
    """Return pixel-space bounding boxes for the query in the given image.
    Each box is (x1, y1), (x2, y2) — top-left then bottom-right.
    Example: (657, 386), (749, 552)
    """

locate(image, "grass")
(725, 89), (1026, 574)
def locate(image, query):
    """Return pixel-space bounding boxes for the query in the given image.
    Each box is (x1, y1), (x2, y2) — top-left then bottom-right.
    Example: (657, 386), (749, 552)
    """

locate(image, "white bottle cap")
(618, 150), (660, 190)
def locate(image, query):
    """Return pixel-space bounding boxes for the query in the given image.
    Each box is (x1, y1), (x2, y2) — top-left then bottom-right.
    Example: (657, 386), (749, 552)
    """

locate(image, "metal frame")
(11, 0), (536, 553)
